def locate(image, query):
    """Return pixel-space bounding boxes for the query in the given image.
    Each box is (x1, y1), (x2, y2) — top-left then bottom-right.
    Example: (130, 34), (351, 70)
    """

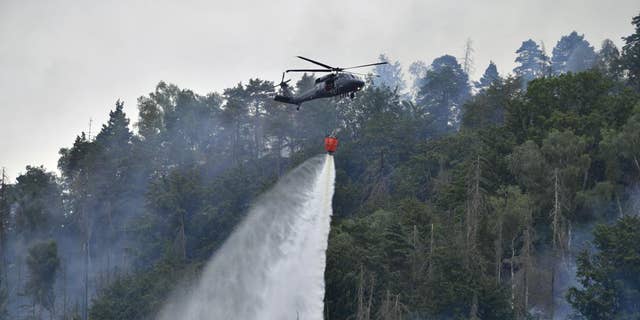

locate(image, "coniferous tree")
(595, 39), (622, 79)
(551, 31), (596, 74)
(417, 55), (471, 134)
(475, 61), (501, 91)
(567, 216), (640, 319)
(513, 39), (545, 87)
(622, 13), (640, 89)
(539, 41), (553, 77)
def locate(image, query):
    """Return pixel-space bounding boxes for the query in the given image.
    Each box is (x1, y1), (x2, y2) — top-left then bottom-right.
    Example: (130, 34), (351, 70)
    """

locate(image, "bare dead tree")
(462, 38), (475, 77)
(356, 266), (374, 320)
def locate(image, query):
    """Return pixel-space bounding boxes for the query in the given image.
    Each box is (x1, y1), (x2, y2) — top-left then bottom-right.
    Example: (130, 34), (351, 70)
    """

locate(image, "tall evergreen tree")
(595, 39), (622, 79)
(417, 55), (471, 134)
(513, 39), (545, 87)
(475, 61), (501, 91)
(622, 13), (640, 89)
(551, 31), (596, 74)
(95, 100), (133, 151)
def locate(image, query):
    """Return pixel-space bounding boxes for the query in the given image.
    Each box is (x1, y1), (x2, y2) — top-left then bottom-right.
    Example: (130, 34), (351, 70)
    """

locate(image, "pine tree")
(551, 31), (596, 74)
(622, 13), (640, 89)
(417, 55), (471, 134)
(475, 61), (500, 91)
(513, 39), (545, 87)
(95, 100), (132, 152)
(595, 39), (622, 78)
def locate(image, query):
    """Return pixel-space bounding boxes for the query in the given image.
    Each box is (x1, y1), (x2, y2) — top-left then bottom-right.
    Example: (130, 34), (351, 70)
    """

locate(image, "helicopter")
(274, 56), (388, 110)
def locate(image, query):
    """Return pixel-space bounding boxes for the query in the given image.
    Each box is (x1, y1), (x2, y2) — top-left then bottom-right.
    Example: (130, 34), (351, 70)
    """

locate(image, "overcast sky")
(0, 0), (637, 180)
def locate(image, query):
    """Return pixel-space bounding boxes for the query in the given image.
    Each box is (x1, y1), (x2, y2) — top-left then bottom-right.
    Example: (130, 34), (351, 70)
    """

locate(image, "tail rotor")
(274, 72), (291, 90)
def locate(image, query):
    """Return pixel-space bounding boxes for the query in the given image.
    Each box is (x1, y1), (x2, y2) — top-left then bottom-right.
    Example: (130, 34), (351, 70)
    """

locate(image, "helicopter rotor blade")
(286, 69), (333, 73)
(344, 71), (381, 77)
(344, 71), (368, 76)
(343, 62), (389, 70)
(296, 56), (334, 70)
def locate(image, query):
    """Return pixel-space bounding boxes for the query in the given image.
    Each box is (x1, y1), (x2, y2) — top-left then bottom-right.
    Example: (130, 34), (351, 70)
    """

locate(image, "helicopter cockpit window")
(325, 78), (334, 91)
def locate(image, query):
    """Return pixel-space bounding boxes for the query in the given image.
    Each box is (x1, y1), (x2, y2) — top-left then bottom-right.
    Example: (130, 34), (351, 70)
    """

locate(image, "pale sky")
(0, 0), (638, 180)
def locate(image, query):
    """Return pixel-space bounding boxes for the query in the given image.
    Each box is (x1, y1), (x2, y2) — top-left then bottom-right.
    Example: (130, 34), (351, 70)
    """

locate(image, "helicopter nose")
(355, 79), (365, 89)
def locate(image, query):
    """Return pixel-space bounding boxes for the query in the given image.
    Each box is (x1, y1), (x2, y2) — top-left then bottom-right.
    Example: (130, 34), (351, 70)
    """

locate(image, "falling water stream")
(158, 155), (336, 320)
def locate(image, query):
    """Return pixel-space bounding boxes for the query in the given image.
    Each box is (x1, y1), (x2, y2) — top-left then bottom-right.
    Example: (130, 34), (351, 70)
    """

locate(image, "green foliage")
(622, 13), (640, 89)
(89, 260), (196, 320)
(513, 39), (546, 86)
(551, 31), (597, 74)
(506, 71), (637, 144)
(13, 166), (63, 239)
(417, 55), (471, 134)
(476, 61), (501, 91)
(25, 240), (60, 314)
(567, 216), (640, 319)
(595, 39), (622, 79)
(462, 77), (520, 129)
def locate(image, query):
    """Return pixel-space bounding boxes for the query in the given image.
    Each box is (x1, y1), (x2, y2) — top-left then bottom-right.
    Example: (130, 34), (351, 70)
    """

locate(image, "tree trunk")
(63, 262), (67, 320)
(84, 239), (89, 320)
(524, 207), (532, 313)
(356, 266), (365, 320)
(550, 266), (556, 320)
(106, 200), (113, 282)
(510, 237), (516, 312)
(495, 213), (503, 284)
(180, 210), (187, 261)
(616, 194), (624, 217)
(429, 223), (434, 279)
(470, 293), (479, 320)
(465, 155), (481, 268)
(552, 168), (562, 253)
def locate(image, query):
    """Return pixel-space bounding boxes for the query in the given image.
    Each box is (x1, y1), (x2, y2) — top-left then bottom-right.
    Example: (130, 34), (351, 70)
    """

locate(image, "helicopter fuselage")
(275, 73), (365, 107)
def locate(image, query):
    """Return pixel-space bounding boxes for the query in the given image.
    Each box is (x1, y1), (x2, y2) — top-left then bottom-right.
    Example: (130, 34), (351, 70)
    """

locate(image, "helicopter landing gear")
(350, 92), (355, 99)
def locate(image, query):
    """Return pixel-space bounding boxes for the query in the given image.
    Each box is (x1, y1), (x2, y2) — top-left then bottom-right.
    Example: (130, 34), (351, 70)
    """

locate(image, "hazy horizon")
(1, 0), (638, 180)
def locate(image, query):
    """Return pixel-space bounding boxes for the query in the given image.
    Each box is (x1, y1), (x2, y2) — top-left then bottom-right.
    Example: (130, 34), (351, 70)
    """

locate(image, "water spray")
(158, 154), (336, 320)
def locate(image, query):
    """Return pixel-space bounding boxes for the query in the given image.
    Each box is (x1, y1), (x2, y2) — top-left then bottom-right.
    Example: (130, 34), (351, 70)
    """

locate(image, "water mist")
(158, 155), (336, 320)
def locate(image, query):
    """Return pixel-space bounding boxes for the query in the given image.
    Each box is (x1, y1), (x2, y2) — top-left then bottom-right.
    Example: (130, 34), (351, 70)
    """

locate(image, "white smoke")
(158, 154), (335, 320)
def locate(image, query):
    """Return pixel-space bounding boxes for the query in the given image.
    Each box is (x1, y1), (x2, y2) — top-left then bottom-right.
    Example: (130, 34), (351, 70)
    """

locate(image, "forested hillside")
(1, 13), (639, 320)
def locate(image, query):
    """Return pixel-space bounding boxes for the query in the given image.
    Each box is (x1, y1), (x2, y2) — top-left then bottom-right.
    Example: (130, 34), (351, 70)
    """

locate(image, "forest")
(0, 12), (639, 320)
